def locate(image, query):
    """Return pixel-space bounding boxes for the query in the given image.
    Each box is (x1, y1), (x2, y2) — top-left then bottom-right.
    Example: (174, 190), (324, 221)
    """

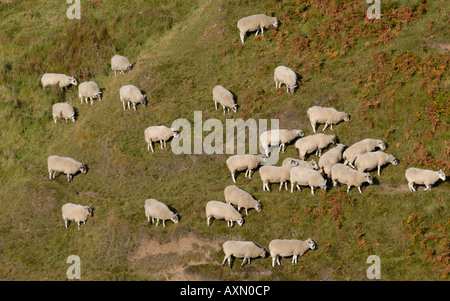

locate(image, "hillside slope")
(0, 0), (448, 280)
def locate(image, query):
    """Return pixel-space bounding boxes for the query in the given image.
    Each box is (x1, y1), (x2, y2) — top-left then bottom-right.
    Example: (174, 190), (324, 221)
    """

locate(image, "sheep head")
(438, 169), (446, 181)
(306, 238), (316, 250)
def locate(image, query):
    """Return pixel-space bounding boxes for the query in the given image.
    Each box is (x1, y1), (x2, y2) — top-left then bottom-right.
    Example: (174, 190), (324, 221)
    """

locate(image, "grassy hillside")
(0, 0), (448, 281)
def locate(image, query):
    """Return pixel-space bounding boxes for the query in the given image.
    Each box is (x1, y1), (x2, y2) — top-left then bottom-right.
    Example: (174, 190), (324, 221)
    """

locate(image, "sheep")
(52, 103), (75, 123)
(224, 185), (261, 216)
(111, 54), (133, 76)
(119, 85), (147, 111)
(47, 155), (87, 183)
(236, 14), (278, 44)
(355, 151), (398, 176)
(41, 73), (77, 91)
(294, 133), (337, 160)
(260, 129), (304, 156)
(212, 85), (237, 115)
(318, 143), (346, 176)
(405, 167), (446, 191)
(269, 238), (316, 267)
(259, 159), (299, 191)
(144, 125), (181, 152)
(290, 166), (327, 195)
(222, 241), (267, 268)
(144, 198), (179, 227)
(205, 201), (244, 227)
(274, 66), (297, 94)
(282, 158), (318, 170)
(78, 81), (102, 106)
(343, 138), (386, 168)
(330, 163), (373, 194)
(306, 106), (351, 133)
(62, 203), (93, 230)
(226, 154), (268, 183)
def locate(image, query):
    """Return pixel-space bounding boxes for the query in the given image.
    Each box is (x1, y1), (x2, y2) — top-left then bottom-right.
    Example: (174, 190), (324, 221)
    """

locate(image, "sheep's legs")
(255, 29), (259, 36)
(424, 184), (432, 191)
(162, 220), (166, 227)
(207, 217), (211, 226)
(261, 27), (264, 36)
(64, 219), (69, 230)
(240, 33), (245, 44)
(322, 123), (328, 131)
(310, 186), (315, 195)
(231, 173), (236, 183)
(377, 165), (381, 177)
(148, 141), (154, 153)
(214, 101), (218, 110)
(271, 257), (276, 267)
(358, 186), (362, 194)
(155, 219), (159, 227)
(122, 101), (126, 111)
(77, 222), (81, 230)
(160, 140), (164, 149)
(346, 185), (351, 193)
(311, 122), (316, 133)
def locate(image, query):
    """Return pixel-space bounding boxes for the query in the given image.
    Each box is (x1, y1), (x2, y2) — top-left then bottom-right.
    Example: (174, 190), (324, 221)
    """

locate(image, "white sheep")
(282, 158), (318, 170)
(144, 198), (179, 227)
(355, 151), (398, 176)
(119, 84), (147, 111)
(62, 203), (93, 230)
(259, 159), (299, 191)
(226, 154), (268, 183)
(47, 155), (87, 183)
(260, 129), (304, 156)
(222, 241), (267, 268)
(78, 81), (102, 106)
(52, 103), (75, 123)
(224, 185), (261, 216)
(205, 200), (244, 227)
(306, 106), (351, 133)
(41, 73), (77, 91)
(111, 54), (133, 76)
(236, 14), (278, 44)
(212, 85), (237, 115)
(269, 238), (316, 267)
(318, 143), (346, 176)
(294, 133), (337, 160)
(343, 138), (386, 168)
(144, 126), (181, 152)
(274, 66), (297, 94)
(290, 166), (327, 195)
(405, 167), (446, 191)
(330, 163), (373, 194)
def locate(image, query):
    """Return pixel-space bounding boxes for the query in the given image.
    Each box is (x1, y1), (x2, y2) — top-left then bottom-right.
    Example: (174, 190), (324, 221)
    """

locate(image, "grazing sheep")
(222, 241), (267, 268)
(62, 203), (93, 230)
(111, 55), (133, 76)
(259, 159), (299, 191)
(47, 155), (87, 183)
(119, 85), (147, 111)
(212, 85), (237, 115)
(294, 133), (337, 160)
(330, 163), (373, 194)
(274, 66), (297, 94)
(52, 103), (75, 123)
(355, 151), (398, 176)
(41, 73), (77, 91)
(237, 14), (278, 44)
(343, 138), (386, 168)
(78, 81), (102, 106)
(405, 167), (446, 191)
(144, 198), (179, 227)
(318, 144), (346, 176)
(144, 126), (181, 153)
(226, 154), (268, 183)
(224, 185), (261, 216)
(290, 166), (327, 195)
(205, 201), (244, 227)
(282, 158), (318, 170)
(260, 129), (304, 156)
(269, 238), (316, 267)
(306, 106), (351, 133)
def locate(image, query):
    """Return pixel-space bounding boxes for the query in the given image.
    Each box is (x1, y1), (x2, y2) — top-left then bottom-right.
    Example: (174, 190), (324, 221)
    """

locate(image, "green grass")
(0, 0), (448, 280)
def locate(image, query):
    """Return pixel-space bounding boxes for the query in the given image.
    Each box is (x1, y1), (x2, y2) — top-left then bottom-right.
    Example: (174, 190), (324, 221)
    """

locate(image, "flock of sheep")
(40, 13), (447, 269)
